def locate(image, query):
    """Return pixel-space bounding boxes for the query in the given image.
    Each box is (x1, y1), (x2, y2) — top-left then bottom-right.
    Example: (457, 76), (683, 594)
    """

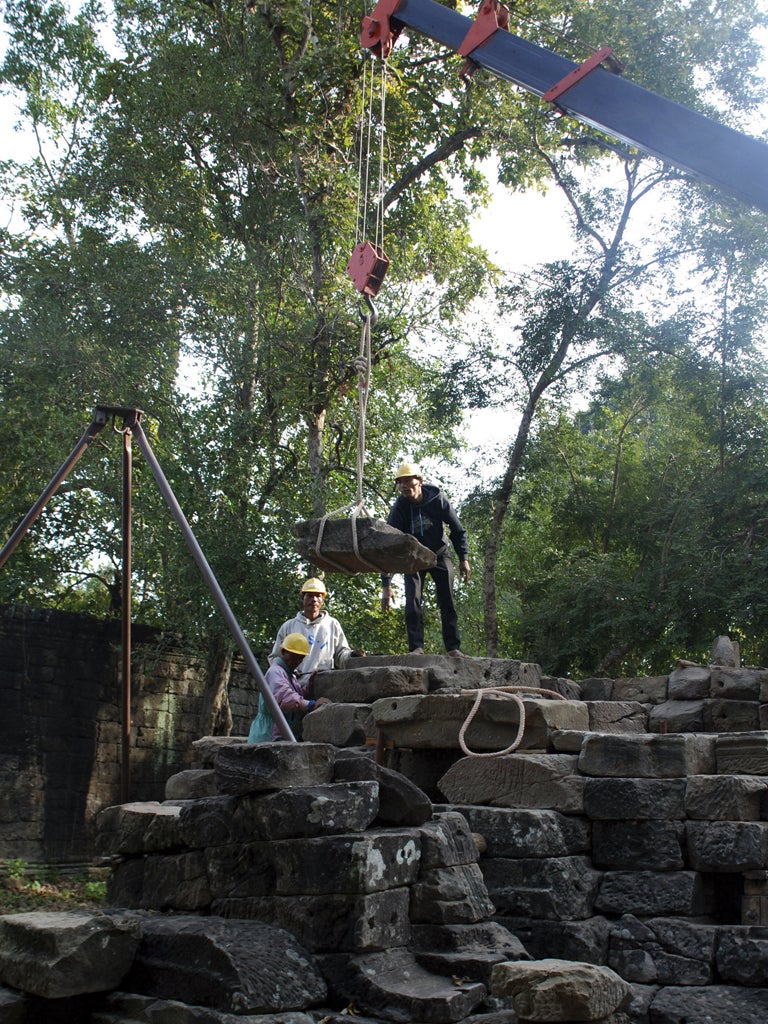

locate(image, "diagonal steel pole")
(129, 418), (297, 742)
(0, 409), (109, 570)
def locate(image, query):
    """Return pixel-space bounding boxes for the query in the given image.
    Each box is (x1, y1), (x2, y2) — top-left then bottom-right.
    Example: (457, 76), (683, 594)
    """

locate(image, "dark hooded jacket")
(381, 483), (468, 586)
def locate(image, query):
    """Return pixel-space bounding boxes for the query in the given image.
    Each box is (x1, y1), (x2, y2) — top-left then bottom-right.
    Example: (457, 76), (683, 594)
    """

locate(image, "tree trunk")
(200, 637), (234, 737)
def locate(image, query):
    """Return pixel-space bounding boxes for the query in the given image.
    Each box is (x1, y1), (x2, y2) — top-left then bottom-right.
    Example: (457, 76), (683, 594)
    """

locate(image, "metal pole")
(121, 424), (133, 802)
(0, 409), (109, 569)
(130, 419), (297, 742)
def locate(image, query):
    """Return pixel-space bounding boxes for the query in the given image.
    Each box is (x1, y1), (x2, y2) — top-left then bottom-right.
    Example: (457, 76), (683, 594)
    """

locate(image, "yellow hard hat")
(300, 577), (327, 595)
(395, 462), (422, 480)
(281, 632), (310, 656)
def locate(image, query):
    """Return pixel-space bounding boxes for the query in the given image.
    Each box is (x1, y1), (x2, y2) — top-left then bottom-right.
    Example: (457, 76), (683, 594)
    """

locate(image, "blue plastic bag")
(247, 694), (274, 744)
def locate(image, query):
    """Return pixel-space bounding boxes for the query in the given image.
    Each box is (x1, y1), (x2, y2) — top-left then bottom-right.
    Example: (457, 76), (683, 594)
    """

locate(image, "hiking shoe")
(409, 647), (425, 655)
(447, 649), (468, 658)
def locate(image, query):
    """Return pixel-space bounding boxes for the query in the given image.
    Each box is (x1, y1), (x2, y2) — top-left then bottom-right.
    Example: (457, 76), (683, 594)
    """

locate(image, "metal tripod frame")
(0, 405), (297, 801)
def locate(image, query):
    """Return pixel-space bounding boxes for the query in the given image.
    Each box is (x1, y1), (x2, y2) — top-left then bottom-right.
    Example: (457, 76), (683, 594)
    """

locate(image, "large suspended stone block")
(295, 517), (436, 574)
(491, 957), (632, 1022)
(0, 911), (139, 999)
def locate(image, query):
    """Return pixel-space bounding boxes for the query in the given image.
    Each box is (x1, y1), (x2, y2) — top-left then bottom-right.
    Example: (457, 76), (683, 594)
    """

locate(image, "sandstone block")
(295, 516), (437, 574)
(650, 984), (768, 1024)
(417, 812), (479, 868)
(578, 733), (716, 778)
(124, 915), (326, 1014)
(0, 911), (139, 999)
(687, 820), (768, 871)
(95, 801), (185, 856)
(711, 666), (767, 700)
(704, 698), (760, 733)
(165, 769), (218, 800)
(204, 841), (274, 899)
(301, 703), (376, 746)
(583, 777), (686, 820)
(607, 914), (715, 985)
(685, 775), (768, 821)
(612, 676), (669, 704)
(578, 678), (614, 700)
(438, 754), (584, 813)
(595, 871), (713, 917)
(717, 733), (768, 775)
(498, 915), (610, 965)
(668, 665), (710, 700)
(212, 888), (411, 953)
(410, 863), (495, 924)
(190, 735), (247, 768)
(333, 751), (433, 826)
(716, 927), (768, 985)
(98, 992), (316, 1024)
(491, 958), (632, 1022)
(443, 804), (590, 858)
(318, 948), (486, 1023)
(592, 820), (685, 870)
(214, 742), (335, 795)
(411, 921), (529, 983)
(313, 666), (430, 702)
(481, 855), (600, 921)
(107, 851), (211, 912)
(372, 693), (586, 752)
(649, 699), (705, 733)
(586, 700), (648, 733)
(176, 795), (250, 848)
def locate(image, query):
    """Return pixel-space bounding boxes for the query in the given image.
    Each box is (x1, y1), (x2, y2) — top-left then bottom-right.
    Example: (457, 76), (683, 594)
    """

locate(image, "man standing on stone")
(270, 577), (364, 682)
(380, 463), (470, 657)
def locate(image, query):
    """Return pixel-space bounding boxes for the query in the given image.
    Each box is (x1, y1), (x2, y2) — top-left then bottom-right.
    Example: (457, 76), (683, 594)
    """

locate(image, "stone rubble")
(3, 649), (768, 1022)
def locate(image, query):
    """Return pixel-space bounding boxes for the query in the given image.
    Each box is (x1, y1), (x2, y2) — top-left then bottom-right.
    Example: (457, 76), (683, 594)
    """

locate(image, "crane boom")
(364, 0), (768, 215)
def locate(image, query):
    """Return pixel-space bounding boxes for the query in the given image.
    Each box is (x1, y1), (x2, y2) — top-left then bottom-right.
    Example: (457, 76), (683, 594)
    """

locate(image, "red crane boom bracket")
(361, 0), (405, 59)
(458, 0), (510, 80)
(543, 47), (622, 106)
(347, 240), (390, 298)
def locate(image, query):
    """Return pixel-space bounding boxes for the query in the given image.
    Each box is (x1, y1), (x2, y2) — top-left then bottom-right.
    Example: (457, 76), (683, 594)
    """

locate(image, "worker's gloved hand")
(314, 696), (332, 707)
(459, 560), (471, 585)
(350, 649), (366, 658)
(381, 586), (394, 612)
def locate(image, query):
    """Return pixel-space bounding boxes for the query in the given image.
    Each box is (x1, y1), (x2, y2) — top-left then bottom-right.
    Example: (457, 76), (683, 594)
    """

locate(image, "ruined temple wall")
(0, 604), (240, 864)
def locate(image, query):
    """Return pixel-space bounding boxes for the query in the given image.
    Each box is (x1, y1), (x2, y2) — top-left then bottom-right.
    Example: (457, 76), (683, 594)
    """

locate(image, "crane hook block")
(347, 241), (390, 298)
(361, 0), (404, 59)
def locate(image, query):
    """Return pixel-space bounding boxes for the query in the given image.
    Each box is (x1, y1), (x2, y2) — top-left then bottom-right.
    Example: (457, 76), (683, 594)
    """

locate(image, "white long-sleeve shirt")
(268, 610), (352, 680)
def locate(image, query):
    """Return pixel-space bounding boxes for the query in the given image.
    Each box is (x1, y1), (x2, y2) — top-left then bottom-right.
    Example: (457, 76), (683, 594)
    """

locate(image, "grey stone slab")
(578, 678), (615, 700)
(586, 701), (648, 734)
(607, 914), (715, 985)
(686, 820), (768, 871)
(704, 698), (760, 733)
(295, 516), (437, 574)
(0, 986), (25, 1024)
(711, 666), (768, 700)
(95, 801), (185, 856)
(212, 888), (411, 953)
(410, 863), (495, 924)
(313, 666), (430, 703)
(417, 812), (479, 868)
(715, 926), (768, 985)
(649, 700), (705, 733)
(716, 732), (768, 775)
(594, 871), (713, 917)
(649, 984), (768, 1024)
(496, 915), (610, 965)
(124, 915), (325, 1014)
(96, 992), (317, 1023)
(165, 769), (218, 800)
(318, 948), (486, 1023)
(214, 743), (335, 795)
(583, 778), (686, 821)
(491, 958), (632, 1023)
(333, 751), (434, 826)
(592, 820), (685, 870)
(668, 664), (711, 700)
(442, 805), (590, 858)
(271, 829), (421, 895)
(107, 851), (212, 912)
(438, 754), (585, 813)
(372, 694), (587, 751)
(0, 911), (139, 1000)
(578, 733), (716, 778)
(685, 775), (768, 821)
(203, 841), (274, 899)
(190, 735), (248, 769)
(612, 676), (669, 705)
(176, 796), (247, 848)
(481, 855), (601, 921)
(301, 703), (376, 746)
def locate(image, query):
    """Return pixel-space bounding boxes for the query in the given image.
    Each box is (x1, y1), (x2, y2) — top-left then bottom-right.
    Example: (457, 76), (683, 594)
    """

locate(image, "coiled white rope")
(458, 686), (568, 758)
